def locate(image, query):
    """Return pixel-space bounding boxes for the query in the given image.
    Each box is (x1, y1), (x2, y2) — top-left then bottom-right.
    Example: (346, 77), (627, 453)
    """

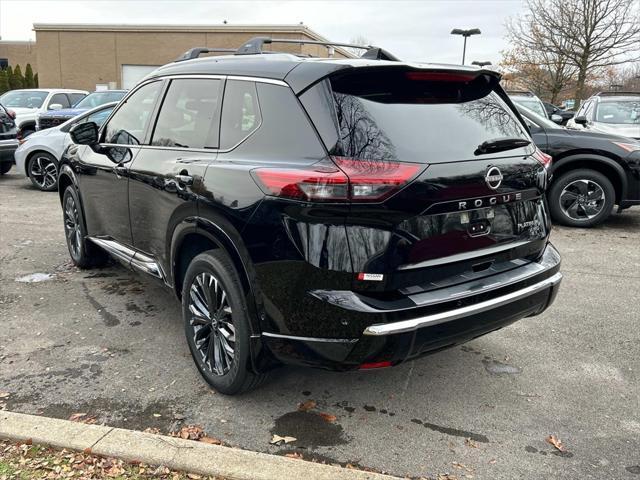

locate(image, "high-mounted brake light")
(405, 71), (476, 83)
(252, 158), (422, 203)
(532, 148), (552, 169)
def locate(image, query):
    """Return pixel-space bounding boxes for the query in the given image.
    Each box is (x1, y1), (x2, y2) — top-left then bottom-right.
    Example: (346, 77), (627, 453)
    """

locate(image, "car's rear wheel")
(28, 152), (59, 191)
(182, 250), (266, 395)
(62, 186), (108, 268)
(548, 169), (614, 228)
(0, 162), (12, 175)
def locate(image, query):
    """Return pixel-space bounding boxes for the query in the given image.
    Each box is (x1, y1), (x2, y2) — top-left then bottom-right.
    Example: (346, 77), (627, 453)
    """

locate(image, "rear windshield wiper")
(475, 138), (531, 155)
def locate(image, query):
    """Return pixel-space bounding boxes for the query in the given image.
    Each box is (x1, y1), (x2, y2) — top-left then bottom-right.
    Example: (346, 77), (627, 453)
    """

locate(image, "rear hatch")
(300, 66), (550, 294)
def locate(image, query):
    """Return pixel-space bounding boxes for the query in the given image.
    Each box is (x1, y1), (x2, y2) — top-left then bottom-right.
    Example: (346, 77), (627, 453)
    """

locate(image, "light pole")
(451, 28), (481, 65)
(471, 60), (492, 67)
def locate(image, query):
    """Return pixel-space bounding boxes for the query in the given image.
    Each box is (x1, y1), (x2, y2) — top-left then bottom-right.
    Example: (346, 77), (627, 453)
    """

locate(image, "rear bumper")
(261, 243), (562, 370)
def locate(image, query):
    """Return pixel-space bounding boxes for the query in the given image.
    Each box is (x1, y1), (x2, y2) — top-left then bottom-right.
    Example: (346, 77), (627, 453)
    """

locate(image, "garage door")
(121, 65), (160, 90)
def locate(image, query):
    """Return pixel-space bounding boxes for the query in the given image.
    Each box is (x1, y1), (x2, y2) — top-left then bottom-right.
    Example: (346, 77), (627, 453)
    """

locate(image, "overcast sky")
(0, 0), (527, 64)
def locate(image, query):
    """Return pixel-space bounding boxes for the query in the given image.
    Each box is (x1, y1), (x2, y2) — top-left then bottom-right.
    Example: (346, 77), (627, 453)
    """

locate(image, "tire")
(62, 186), (108, 268)
(548, 169), (615, 228)
(28, 152), (59, 191)
(0, 162), (12, 175)
(182, 249), (266, 395)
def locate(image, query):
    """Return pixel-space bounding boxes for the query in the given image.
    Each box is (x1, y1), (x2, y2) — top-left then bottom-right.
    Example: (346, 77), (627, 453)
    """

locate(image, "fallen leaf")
(83, 448), (92, 455)
(546, 434), (566, 452)
(186, 474), (201, 479)
(465, 437), (478, 448)
(0, 392), (9, 399)
(297, 400), (316, 412)
(199, 436), (221, 445)
(143, 427), (161, 435)
(68, 413), (87, 422)
(152, 413), (161, 418)
(270, 434), (297, 445)
(285, 452), (303, 459)
(171, 425), (204, 440)
(318, 412), (337, 423)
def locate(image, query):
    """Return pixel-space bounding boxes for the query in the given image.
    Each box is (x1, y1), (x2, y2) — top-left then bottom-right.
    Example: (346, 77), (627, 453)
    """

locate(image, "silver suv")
(567, 91), (640, 140)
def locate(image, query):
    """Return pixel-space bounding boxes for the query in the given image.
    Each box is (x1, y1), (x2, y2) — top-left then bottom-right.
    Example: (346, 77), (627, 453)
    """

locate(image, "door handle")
(175, 174), (193, 186)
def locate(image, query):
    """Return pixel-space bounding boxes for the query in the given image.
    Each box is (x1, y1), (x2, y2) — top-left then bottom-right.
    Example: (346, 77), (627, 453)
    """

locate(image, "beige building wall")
(0, 41), (38, 70)
(27, 24), (351, 91)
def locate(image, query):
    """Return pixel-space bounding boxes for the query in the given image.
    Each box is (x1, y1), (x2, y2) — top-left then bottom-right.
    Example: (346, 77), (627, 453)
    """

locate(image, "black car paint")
(59, 55), (562, 372)
(522, 108), (640, 207)
(0, 104), (18, 168)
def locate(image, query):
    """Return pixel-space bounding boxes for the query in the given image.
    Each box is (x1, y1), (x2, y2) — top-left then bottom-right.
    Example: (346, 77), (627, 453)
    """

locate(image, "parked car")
(518, 105), (640, 227)
(566, 91), (640, 140)
(507, 90), (555, 120)
(58, 39), (562, 394)
(0, 89), (88, 139)
(14, 102), (117, 191)
(37, 90), (127, 130)
(0, 103), (19, 175)
(543, 101), (574, 125)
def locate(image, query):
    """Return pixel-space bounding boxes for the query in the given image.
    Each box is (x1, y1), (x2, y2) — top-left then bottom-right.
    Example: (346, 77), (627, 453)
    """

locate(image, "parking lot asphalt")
(1, 167), (639, 479)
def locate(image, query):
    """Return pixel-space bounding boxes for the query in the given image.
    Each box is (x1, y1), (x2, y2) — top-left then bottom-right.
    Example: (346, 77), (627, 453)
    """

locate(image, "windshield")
(518, 105), (559, 129)
(74, 91), (126, 109)
(595, 100), (640, 124)
(511, 97), (547, 118)
(0, 90), (48, 109)
(328, 72), (530, 163)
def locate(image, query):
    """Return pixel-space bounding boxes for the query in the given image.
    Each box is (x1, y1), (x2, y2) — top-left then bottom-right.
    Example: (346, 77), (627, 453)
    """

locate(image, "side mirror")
(551, 114), (563, 124)
(49, 103), (63, 111)
(70, 121), (99, 145)
(574, 115), (588, 126)
(7, 109), (16, 119)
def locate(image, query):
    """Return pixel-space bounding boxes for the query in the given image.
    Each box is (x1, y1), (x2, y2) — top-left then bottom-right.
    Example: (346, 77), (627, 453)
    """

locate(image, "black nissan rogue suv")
(58, 38), (562, 394)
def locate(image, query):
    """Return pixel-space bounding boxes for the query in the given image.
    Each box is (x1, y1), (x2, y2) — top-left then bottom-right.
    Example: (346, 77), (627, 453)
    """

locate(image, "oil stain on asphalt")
(81, 283), (120, 326)
(271, 411), (347, 448)
(410, 418), (489, 443)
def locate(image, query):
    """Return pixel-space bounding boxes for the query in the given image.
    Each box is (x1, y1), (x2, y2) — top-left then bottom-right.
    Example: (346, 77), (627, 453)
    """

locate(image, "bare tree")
(346, 35), (372, 57)
(506, 0), (640, 107)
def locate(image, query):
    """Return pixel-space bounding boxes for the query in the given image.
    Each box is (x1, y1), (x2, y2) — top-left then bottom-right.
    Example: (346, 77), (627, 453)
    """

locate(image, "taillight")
(252, 158), (422, 203)
(532, 148), (552, 169)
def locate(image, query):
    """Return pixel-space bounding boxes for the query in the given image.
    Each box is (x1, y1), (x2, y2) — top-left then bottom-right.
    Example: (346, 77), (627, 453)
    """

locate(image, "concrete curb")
(0, 411), (399, 480)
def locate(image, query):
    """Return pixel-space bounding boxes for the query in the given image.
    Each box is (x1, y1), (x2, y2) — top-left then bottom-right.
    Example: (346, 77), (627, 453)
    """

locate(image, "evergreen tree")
(6, 66), (15, 90)
(24, 64), (35, 88)
(34, 73), (39, 88)
(12, 65), (24, 89)
(0, 70), (10, 95)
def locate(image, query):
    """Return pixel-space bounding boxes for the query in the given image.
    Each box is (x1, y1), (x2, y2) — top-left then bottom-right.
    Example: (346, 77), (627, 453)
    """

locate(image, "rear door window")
(151, 78), (222, 149)
(326, 70), (530, 163)
(219, 80), (261, 150)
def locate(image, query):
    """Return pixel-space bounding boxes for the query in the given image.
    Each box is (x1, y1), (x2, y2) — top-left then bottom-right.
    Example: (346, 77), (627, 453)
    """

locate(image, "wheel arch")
(170, 216), (262, 334)
(550, 153), (627, 204)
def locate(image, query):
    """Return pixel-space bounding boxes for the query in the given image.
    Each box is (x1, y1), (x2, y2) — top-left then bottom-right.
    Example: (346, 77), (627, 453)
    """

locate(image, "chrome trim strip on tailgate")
(363, 272), (562, 336)
(397, 240), (531, 270)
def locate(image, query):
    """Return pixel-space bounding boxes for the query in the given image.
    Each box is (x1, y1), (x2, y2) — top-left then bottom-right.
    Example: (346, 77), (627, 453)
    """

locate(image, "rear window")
(303, 70), (530, 163)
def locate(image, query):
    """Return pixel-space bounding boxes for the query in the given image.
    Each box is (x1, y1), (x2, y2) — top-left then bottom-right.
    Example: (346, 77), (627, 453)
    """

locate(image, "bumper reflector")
(359, 361), (392, 370)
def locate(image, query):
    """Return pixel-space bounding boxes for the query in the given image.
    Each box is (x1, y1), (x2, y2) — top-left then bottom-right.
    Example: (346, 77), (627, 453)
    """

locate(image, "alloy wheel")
(188, 272), (235, 376)
(559, 179), (606, 221)
(64, 195), (82, 258)
(30, 156), (57, 190)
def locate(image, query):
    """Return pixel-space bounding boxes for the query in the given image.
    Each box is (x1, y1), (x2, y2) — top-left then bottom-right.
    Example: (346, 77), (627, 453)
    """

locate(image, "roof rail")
(594, 91), (640, 96)
(235, 36), (399, 61)
(175, 47), (236, 62)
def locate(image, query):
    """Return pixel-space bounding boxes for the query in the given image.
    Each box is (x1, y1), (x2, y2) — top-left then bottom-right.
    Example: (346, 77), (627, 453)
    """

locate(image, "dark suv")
(58, 38), (562, 394)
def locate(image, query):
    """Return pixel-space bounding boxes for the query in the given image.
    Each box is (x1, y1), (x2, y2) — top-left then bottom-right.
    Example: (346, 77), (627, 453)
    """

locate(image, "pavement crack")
(89, 427), (115, 450)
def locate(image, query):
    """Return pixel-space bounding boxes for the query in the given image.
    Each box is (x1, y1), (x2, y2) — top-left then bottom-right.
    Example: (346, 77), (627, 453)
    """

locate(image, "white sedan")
(14, 102), (117, 191)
